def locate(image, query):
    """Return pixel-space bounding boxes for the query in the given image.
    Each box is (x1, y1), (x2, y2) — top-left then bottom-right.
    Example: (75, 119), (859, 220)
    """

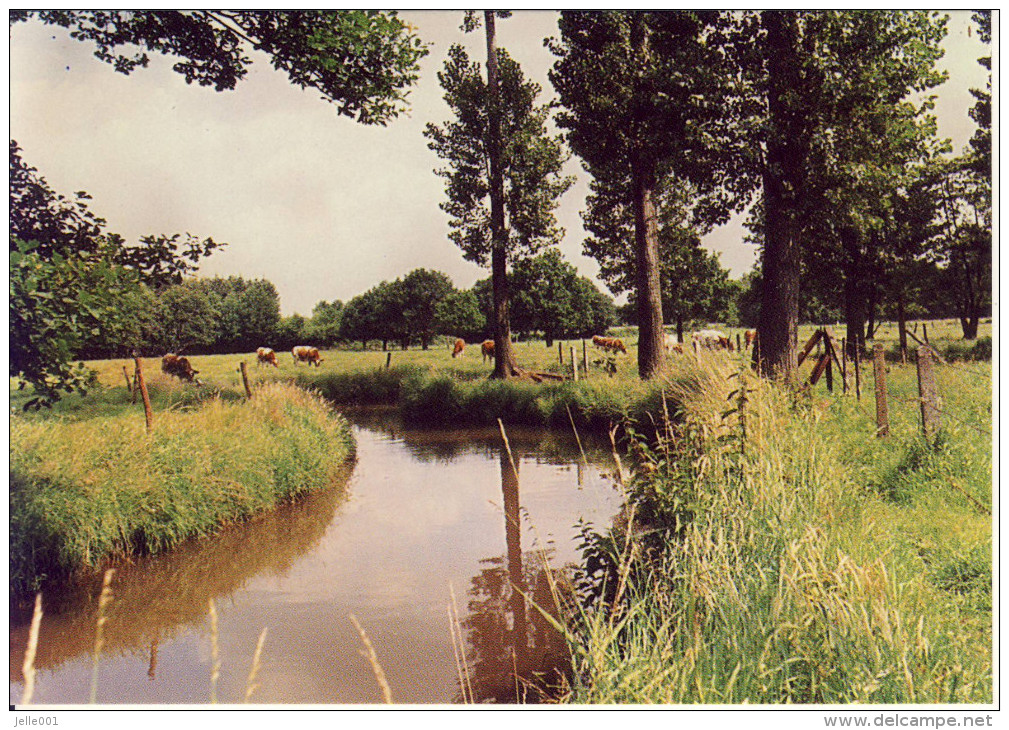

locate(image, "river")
(9, 408), (623, 705)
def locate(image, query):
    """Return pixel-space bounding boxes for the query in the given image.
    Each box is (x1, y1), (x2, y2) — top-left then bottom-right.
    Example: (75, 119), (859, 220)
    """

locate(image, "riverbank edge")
(9, 382), (356, 601)
(556, 360), (993, 703)
(290, 363), (713, 434)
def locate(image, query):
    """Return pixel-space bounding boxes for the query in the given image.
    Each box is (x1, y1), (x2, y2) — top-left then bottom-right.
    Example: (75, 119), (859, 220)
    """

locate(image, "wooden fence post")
(840, 337), (848, 394)
(558, 341), (563, 364)
(922, 323), (929, 344)
(582, 339), (588, 374)
(571, 347), (578, 381)
(854, 342), (861, 401)
(825, 352), (833, 392)
(123, 364), (133, 393)
(916, 346), (941, 442)
(239, 361), (252, 399)
(134, 357), (153, 434)
(736, 333), (742, 352)
(872, 344), (889, 438)
(386, 352), (392, 369)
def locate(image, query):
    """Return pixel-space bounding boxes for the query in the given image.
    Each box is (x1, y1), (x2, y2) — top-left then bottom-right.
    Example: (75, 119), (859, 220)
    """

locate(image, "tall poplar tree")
(425, 26), (572, 378)
(549, 11), (748, 380)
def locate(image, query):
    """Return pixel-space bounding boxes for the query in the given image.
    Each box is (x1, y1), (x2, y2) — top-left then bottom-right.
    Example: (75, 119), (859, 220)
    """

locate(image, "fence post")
(854, 342), (861, 401)
(571, 346), (578, 381)
(916, 346), (941, 443)
(386, 352), (392, 369)
(582, 339), (588, 374)
(736, 333), (742, 352)
(922, 323), (929, 344)
(558, 341), (563, 364)
(239, 361), (252, 399)
(872, 344), (889, 438)
(134, 357), (153, 434)
(123, 364), (133, 393)
(825, 351), (833, 392)
(840, 338), (848, 394)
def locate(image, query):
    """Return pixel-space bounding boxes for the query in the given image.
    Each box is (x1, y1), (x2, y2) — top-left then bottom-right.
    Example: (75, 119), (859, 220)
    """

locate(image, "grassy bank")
(10, 382), (355, 598)
(560, 357), (992, 703)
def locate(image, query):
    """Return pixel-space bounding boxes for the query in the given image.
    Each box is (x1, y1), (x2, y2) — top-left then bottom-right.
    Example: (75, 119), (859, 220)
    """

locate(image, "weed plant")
(561, 357), (992, 704)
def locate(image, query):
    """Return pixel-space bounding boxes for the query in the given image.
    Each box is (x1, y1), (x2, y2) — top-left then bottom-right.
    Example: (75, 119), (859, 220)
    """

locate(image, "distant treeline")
(76, 252), (620, 358)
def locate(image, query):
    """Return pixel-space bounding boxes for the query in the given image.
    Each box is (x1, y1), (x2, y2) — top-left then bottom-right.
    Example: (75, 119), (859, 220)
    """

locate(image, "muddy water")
(9, 408), (623, 705)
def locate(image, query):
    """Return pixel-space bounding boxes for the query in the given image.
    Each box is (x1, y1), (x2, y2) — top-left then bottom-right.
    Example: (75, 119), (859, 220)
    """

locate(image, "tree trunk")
(897, 293), (908, 362)
(631, 155), (666, 380)
(629, 15), (665, 381)
(756, 11), (805, 383)
(676, 314), (684, 343)
(841, 228), (865, 359)
(485, 11), (519, 379)
(962, 316), (979, 339)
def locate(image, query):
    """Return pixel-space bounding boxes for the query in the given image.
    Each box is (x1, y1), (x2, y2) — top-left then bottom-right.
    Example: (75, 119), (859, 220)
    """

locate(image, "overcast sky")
(9, 10), (991, 316)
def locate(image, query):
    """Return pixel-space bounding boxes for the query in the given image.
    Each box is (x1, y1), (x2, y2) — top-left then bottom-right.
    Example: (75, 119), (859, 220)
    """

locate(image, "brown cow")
(592, 335), (628, 355)
(256, 347), (279, 368)
(161, 353), (200, 384)
(481, 339), (495, 363)
(744, 329), (758, 351)
(292, 345), (323, 367)
(452, 338), (466, 358)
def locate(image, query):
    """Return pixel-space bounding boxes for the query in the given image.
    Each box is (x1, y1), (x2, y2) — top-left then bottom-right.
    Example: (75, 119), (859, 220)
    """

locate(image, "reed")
(244, 627), (268, 703)
(562, 358), (992, 704)
(350, 614), (393, 704)
(89, 569), (114, 704)
(19, 594), (43, 706)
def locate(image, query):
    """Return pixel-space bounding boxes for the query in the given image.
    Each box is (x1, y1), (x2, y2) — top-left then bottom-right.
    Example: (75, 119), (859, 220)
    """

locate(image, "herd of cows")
(158, 329), (757, 385)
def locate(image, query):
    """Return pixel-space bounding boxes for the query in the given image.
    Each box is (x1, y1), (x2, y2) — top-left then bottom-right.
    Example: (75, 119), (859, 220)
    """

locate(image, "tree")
(10, 238), (139, 407)
(582, 175), (734, 342)
(304, 300), (344, 346)
(926, 156), (991, 339)
(549, 11), (745, 380)
(156, 281), (219, 354)
(968, 11), (992, 178)
(509, 249), (615, 344)
(434, 289), (487, 344)
(398, 268), (454, 350)
(426, 16), (572, 378)
(12, 11), (427, 126)
(9, 141), (223, 403)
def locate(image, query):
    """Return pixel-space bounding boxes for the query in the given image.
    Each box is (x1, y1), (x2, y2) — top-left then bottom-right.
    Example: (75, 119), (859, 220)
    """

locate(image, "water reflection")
(9, 463), (353, 684)
(10, 412), (620, 704)
(460, 452), (572, 703)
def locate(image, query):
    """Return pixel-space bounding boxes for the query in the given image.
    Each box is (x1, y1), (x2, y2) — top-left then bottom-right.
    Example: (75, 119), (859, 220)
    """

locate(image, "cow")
(744, 329), (758, 351)
(292, 345), (323, 367)
(161, 353), (201, 384)
(665, 332), (684, 354)
(452, 338), (466, 358)
(256, 347), (279, 368)
(592, 335), (628, 355)
(692, 329), (733, 351)
(481, 339), (495, 363)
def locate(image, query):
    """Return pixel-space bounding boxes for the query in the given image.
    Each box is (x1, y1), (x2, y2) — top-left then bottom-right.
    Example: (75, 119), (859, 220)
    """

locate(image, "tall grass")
(562, 358), (992, 704)
(10, 382), (355, 598)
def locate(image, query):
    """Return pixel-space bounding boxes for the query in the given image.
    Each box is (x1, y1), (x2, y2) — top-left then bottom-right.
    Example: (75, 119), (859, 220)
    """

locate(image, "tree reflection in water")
(459, 449), (573, 704)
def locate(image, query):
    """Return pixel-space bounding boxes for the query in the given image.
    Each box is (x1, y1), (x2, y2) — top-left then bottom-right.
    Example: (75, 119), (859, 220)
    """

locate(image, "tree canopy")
(12, 10), (428, 125)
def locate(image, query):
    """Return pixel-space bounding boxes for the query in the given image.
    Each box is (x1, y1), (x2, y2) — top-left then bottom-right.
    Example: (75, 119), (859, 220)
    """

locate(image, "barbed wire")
(936, 359), (995, 381)
(893, 394), (993, 437)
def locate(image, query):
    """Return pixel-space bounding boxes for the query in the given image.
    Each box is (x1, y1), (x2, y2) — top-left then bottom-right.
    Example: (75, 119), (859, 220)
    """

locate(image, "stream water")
(9, 408), (623, 705)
